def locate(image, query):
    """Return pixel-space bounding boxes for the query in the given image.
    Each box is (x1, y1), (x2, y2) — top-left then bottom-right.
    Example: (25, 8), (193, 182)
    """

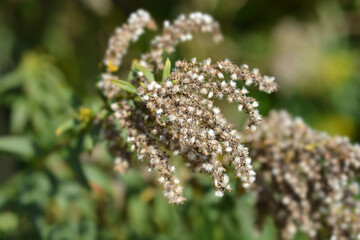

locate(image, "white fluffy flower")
(215, 190), (224, 197)
(213, 107), (220, 114)
(208, 129), (216, 138)
(202, 163), (213, 172)
(231, 73), (238, 80)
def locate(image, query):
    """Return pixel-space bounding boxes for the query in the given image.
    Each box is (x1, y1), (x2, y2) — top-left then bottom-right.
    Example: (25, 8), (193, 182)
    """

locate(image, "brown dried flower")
(97, 10), (277, 204)
(246, 110), (360, 240)
(140, 12), (223, 71)
(95, 8), (360, 240)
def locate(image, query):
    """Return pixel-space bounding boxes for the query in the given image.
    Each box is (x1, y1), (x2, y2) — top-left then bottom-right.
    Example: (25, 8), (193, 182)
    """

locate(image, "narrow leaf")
(162, 58), (171, 82)
(0, 136), (35, 159)
(0, 72), (22, 95)
(139, 82), (146, 88)
(11, 100), (29, 134)
(128, 59), (139, 80)
(55, 119), (76, 136)
(66, 135), (91, 190)
(111, 79), (137, 94)
(134, 64), (155, 82)
(83, 133), (94, 152)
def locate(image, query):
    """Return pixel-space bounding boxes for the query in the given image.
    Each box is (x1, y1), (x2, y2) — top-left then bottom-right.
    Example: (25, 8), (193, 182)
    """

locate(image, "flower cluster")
(104, 9), (156, 70)
(137, 58), (276, 197)
(110, 101), (186, 204)
(246, 110), (360, 240)
(140, 12), (223, 71)
(98, 9), (156, 98)
(97, 10), (277, 204)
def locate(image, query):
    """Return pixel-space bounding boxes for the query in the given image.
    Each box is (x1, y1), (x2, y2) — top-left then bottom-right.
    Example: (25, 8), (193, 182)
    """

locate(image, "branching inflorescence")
(96, 9), (360, 239)
(97, 9), (277, 204)
(247, 111), (360, 240)
(140, 12), (223, 71)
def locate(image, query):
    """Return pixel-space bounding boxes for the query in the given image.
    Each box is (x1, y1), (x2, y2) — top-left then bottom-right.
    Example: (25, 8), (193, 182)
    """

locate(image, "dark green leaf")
(66, 136), (91, 190)
(128, 59), (139, 80)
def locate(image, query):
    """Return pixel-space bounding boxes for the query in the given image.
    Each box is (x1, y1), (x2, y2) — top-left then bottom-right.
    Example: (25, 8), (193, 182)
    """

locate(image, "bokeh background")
(0, 0), (360, 239)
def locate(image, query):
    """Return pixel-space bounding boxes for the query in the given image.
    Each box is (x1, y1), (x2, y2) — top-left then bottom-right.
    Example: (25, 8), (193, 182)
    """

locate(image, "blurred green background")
(0, 0), (359, 239)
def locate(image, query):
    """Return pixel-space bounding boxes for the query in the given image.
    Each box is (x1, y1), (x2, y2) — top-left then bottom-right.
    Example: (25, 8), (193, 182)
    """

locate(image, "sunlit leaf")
(162, 58), (171, 82)
(84, 133), (94, 152)
(134, 64), (155, 82)
(0, 212), (18, 233)
(55, 119), (76, 136)
(139, 82), (146, 88)
(111, 79), (137, 94)
(0, 136), (35, 159)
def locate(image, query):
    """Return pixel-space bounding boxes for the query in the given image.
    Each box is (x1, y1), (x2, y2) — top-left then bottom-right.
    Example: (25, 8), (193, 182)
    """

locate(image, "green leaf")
(31, 110), (47, 135)
(0, 212), (18, 233)
(66, 135), (91, 190)
(55, 119), (76, 136)
(0, 72), (22, 95)
(84, 165), (113, 194)
(259, 217), (277, 240)
(134, 64), (155, 82)
(235, 193), (256, 240)
(10, 99), (29, 134)
(128, 196), (150, 235)
(128, 59), (139, 80)
(84, 133), (94, 152)
(0, 136), (35, 159)
(162, 58), (171, 82)
(292, 232), (309, 240)
(139, 82), (146, 88)
(111, 79), (137, 94)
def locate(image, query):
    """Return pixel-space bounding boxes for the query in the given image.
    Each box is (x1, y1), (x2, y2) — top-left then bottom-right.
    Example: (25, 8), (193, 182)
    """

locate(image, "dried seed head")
(141, 12), (223, 71)
(98, 10), (276, 204)
(247, 110), (360, 240)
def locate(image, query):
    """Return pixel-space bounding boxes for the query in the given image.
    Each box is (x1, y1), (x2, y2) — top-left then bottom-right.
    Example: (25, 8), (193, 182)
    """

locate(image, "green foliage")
(162, 58), (171, 82)
(134, 64), (155, 82)
(110, 79), (138, 94)
(0, 136), (35, 160)
(0, 52), (74, 146)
